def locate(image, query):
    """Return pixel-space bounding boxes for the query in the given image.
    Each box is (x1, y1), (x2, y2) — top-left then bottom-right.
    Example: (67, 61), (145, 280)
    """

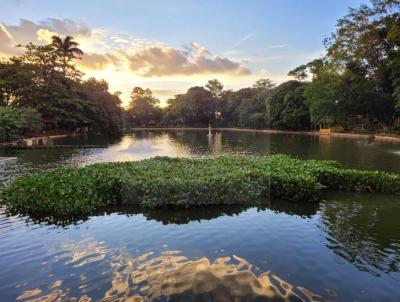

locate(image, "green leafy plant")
(3, 155), (400, 217)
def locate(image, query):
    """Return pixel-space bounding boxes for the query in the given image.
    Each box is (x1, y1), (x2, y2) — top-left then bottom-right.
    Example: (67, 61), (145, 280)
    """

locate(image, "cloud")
(0, 23), (17, 56)
(266, 44), (291, 49)
(79, 53), (120, 70)
(233, 32), (255, 48)
(0, 18), (251, 77)
(125, 44), (250, 76)
(4, 18), (90, 45)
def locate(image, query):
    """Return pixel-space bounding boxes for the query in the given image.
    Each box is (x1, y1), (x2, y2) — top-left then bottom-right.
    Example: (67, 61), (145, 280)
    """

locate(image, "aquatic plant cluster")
(3, 155), (400, 216)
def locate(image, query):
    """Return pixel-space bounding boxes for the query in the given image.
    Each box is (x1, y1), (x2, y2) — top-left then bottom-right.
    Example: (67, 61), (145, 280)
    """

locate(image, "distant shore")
(2, 127), (400, 147)
(132, 127), (400, 143)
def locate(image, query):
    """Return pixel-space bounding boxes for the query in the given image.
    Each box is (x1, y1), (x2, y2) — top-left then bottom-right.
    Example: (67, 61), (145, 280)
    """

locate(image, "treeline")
(1, 0), (399, 142)
(136, 0), (400, 131)
(0, 36), (126, 141)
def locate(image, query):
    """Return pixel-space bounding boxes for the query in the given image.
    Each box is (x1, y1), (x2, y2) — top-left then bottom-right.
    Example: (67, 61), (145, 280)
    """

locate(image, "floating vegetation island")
(3, 155), (400, 217)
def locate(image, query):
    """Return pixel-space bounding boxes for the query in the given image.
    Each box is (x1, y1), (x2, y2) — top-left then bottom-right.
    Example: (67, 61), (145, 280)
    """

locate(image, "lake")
(0, 129), (400, 301)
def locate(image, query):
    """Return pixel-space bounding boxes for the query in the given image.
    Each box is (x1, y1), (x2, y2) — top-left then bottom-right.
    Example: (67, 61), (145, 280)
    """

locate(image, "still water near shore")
(0, 129), (400, 301)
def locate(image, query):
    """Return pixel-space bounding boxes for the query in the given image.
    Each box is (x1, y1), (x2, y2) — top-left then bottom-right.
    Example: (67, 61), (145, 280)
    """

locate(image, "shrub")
(0, 106), (42, 140)
(3, 155), (400, 217)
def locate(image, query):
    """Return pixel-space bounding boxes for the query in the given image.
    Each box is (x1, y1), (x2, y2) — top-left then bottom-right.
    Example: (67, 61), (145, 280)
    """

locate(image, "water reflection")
(2, 130), (400, 185)
(2, 192), (400, 301)
(5, 200), (319, 227)
(17, 238), (325, 302)
(2, 130), (400, 300)
(102, 251), (325, 302)
(137, 200), (319, 225)
(320, 192), (400, 275)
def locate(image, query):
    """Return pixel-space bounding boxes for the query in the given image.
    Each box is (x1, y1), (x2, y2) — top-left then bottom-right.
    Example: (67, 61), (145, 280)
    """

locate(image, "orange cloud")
(125, 44), (250, 76)
(0, 18), (251, 77)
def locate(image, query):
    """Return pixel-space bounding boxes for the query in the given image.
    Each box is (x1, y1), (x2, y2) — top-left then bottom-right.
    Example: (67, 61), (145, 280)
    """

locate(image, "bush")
(3, 155), (400, 217)
(0, 106), (42, 140)
(0, 127), (5, 143)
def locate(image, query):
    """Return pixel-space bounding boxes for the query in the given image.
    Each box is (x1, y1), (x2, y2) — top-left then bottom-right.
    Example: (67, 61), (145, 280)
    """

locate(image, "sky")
(0, 0), (365, 106)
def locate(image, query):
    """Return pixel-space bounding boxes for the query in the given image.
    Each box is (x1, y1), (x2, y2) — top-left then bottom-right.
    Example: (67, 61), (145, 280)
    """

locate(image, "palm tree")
(51, 35), (84, 75)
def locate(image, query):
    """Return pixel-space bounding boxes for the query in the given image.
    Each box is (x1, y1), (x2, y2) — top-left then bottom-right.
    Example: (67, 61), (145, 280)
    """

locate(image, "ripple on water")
(16, 244), (326, 302)
(1, 190), (400, 301)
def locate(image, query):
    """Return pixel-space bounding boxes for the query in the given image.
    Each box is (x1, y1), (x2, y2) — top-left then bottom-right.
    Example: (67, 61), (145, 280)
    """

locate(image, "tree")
(0, 107), (42, 141)
(0, 38), (128, 135)
(266, 81), (310, 130)
(288, 59), (325, 81)
(17, 43), (90, 130)
(324, 0), (400, 109)
(288, 65), (308, 81)
(325, 0), (400, 77)
(253, 79), (276, 91)
(162, 95), (185, 126)
(236, 96), (266, 128)
(80, 78), (124, 134)
(128, 87), (161, 126)
(51, 35), (84, 76)
(205, 79), (224, 97)
(218, 88), (259, 126)
(183, 86), (216, 125)
(0, 58), (35, 106)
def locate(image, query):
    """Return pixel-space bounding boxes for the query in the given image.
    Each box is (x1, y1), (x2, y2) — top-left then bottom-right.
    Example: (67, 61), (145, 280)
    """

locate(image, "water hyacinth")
(3, 154), (400, 217)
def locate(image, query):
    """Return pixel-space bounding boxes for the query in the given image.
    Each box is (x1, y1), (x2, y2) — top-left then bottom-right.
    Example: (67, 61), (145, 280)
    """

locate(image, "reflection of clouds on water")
(17, 238), (325, 302)
(62, 238), (108, 268)
(75, 134), (192, 163)
(119, 139), (163, 155)
(111, 135), (189, 161)
(103, 251), (324, 302)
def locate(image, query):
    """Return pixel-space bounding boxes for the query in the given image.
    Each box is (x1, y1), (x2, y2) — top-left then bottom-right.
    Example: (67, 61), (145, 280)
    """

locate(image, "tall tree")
(51, 35), (84, 76)
(128, 87), (161, 126)
(205, 79), (224, 97)
(253, 78), (276, 91)
(266, 81), (311, 130)
(80, 78), (124, 134)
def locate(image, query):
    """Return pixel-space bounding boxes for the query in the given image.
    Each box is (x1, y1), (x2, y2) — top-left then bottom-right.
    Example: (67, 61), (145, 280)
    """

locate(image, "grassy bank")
(3, 155), (400, 216)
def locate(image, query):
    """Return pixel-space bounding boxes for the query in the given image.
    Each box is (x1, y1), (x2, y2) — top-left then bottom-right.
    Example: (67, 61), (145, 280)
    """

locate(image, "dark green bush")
(3, 154), (400, 216)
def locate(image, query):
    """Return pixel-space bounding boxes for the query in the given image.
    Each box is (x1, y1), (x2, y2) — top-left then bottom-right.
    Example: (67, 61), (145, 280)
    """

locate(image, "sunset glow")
(1, 0), (364, 106)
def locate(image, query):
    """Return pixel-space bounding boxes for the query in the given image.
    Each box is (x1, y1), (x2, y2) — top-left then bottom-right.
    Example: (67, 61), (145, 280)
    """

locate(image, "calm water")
(1, 130), (400, 301)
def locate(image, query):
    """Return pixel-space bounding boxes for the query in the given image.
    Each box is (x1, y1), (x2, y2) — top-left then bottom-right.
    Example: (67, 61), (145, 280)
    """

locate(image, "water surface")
(0, 130), (400, 301)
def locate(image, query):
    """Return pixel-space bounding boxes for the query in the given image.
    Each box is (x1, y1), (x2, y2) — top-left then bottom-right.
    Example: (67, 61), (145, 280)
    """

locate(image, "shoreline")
(2, 127), (400, 146)
(131, 127), (400, 143)
(0, 133), (83, 148)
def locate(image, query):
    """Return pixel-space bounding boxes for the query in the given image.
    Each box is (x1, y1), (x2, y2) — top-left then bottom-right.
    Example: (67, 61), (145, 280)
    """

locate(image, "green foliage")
(253, 78), (276, 91)
(288, 1), (400, 129)
(128, 87), (162, 126)
(236, 96), (266, 128)
(80, 78), (124, 134)
(0, 107), (42, 140)
(0, 127), (5, 143)
(162, 81), (273, 128)
(4, 155), (400, 217)
(2, 1), (400, 133)
(205, 79), (224, 97)
(266, 81), (310, 130)
(0, 40), (125, 135)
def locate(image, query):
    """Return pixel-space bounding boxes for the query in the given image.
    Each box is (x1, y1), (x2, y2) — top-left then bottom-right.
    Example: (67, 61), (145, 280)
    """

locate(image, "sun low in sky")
(0, 0), (364, 106)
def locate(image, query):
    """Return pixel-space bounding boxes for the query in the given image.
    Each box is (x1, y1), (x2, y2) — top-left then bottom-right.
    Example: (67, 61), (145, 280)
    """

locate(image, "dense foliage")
(4, 155), (400, 217)
(1, 0), (399, 139)
(0, 107), (42, 142)
(294, 0), (400, 129)
(0, 36), (125, 139)
(127, 87), (162, 126)
(160, 0), (400, 131)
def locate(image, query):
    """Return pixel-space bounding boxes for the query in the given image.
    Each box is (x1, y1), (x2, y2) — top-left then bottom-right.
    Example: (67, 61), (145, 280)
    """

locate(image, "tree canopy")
(1, 0), (399, 141)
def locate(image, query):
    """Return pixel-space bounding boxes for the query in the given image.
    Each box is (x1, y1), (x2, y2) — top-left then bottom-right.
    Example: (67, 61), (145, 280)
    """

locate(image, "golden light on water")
(17, 238), (325, 302)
